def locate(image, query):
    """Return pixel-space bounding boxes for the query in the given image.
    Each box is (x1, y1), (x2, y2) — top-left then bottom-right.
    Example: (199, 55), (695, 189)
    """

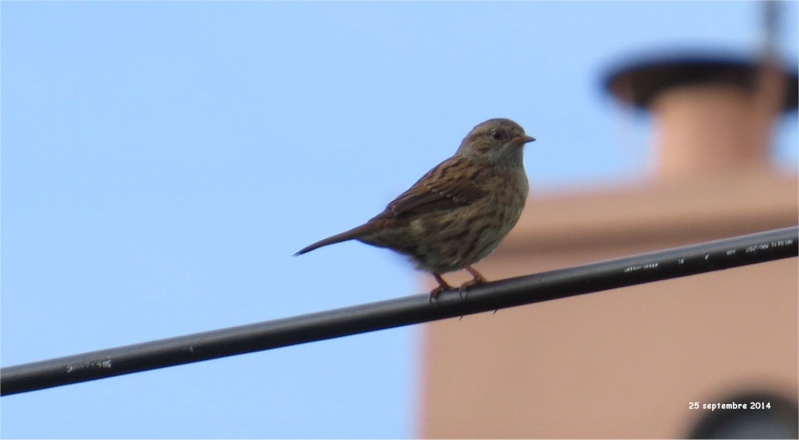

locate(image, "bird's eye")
(490, 130), (505, 141)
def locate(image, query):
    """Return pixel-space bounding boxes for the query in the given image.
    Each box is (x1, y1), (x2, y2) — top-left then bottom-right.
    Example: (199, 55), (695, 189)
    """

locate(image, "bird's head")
(456, 118), (535, 168)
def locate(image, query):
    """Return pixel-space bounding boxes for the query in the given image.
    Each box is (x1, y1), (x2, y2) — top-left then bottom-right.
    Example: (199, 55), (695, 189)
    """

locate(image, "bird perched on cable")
(295, 118), (535, 299)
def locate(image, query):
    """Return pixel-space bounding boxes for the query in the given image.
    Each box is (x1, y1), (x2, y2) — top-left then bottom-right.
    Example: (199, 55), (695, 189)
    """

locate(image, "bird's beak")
(513, 135), (536, 146)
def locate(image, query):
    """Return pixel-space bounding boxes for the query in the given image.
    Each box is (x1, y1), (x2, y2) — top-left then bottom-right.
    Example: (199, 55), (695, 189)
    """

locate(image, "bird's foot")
(464, 266), (488, 284)
(458, 266), (488, 297)
(429, 273), (453, 302)
(429, 268), (488, 301)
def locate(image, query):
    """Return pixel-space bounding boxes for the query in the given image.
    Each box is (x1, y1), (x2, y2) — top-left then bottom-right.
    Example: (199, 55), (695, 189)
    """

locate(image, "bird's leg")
(429, 273), (453, 301)
(462, 266), (496, 312)
(460, 266), (488, 294)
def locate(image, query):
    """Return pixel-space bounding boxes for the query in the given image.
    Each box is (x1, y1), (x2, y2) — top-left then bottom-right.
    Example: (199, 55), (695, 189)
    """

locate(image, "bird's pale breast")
(359, 166), (527, 274)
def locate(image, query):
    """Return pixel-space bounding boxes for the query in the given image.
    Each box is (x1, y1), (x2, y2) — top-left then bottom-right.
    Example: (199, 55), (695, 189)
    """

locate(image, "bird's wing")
(384, 156), (486, 217)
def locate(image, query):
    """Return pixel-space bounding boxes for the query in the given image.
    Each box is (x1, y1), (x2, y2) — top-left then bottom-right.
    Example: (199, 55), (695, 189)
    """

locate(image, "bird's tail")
(294, 223), (374, 256)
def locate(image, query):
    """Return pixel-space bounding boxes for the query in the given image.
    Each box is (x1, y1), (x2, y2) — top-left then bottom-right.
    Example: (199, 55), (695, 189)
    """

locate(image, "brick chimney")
(604, 55), (798, 178)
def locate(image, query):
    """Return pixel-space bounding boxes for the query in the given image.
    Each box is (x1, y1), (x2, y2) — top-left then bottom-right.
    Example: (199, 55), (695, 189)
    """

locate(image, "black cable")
(2, 226), (796, 396)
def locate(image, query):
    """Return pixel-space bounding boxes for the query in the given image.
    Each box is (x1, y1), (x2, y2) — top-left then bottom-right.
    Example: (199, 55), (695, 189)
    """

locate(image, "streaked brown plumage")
(296, 118), (534, 298)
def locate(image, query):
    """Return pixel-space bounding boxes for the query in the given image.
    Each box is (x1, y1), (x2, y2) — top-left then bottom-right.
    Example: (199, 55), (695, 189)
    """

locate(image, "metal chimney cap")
(603, 52), (799, 112)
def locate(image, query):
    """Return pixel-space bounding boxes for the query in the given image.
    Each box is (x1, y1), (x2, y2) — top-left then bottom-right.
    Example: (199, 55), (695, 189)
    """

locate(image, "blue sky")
(2, 2), (797, 438)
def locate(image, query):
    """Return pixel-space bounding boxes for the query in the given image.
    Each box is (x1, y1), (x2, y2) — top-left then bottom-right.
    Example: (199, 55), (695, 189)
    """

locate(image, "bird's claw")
(428, 286), (446, 303)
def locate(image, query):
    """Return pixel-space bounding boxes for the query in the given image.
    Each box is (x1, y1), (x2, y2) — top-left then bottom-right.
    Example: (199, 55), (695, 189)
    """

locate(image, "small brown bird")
(296, 118), (534, 298)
